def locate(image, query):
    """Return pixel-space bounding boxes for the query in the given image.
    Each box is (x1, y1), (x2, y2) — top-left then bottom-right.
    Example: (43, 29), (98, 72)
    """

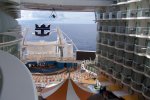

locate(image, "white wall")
(21, 0), (112, 6)
(0, 50), (38, 100)
(0, 11), (18, 33)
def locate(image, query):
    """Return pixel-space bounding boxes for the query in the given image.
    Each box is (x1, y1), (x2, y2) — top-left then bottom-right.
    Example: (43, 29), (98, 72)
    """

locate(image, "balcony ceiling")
(20, 0), (112, 12)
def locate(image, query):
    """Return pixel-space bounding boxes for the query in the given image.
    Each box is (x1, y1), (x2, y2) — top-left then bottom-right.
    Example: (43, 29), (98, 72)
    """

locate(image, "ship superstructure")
(22, 27), (75, 62)
(95, 0), (150, 99)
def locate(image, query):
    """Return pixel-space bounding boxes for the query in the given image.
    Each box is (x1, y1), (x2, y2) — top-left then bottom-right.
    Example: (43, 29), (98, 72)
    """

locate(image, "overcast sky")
(18, 10), (95, 24)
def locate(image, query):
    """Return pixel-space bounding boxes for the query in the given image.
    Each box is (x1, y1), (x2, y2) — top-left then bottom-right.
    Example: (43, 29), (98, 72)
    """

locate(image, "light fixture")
(52, 14), (56, 18)
(50, 8), (57, 19)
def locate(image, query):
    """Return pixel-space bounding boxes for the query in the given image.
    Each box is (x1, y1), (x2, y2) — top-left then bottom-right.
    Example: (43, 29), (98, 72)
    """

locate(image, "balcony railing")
(103, 12), (109, 19)
(102, 26), (109, 32)
(131, 80), (143, 92)
(115, 41), (125, 49)
(125, 43), (134, 51)
(143, 86), (150, 99)
(137, 8), (150, 17)
(96, 8), (150, 20)
(98, 26), (103, 31)
(108, 40), (115, 46)
(108, 26), (116, 32)
(127, 10), (138, 17)
(116, 26), (126, 34)
(96, 43), (101, 49)
(146, 47), (150, 56)
(99, 26), (150, 36)
(121, 11), (127, 18)
(117, 0), (141, 4)
(122, 67), (132, 76)
(126, 27), (149, 36)
(142, 77), (150, 99)
(0, 38), (22, 48)
(100, 26), (117, 33)
(97, 55), (102, 61)
(0, 32), (22, 58)
(136, 27), (150, 36)
(144, 65), (150, 77)
(96, 49), (101, 54)
(101, 38), (108, 45)
(101, 51), (108, 57)
(134, 45), (147, 54)
(99, 26), (150, 38)
(108, 53), (114, 60)
(96, 37), (101, 43)
(114, 64), (123, 72)
(121, 75), (131, 85)
(124, 58), (133, 68)
(95, 12), (103, 20)
(117, 0), (127, 3)
(114, 55), (124, 64)
(101, 64), (107, 71)
(109, 12), (117, 19)
(130, 73), (144, 91)
(125, 27), (136, 35)
(113, 71), (122, 80)
(95, 62), (100, 67)
(107, 68), (113, 75)
(133, 61), (145, 72)
(100, 26), (139, 35)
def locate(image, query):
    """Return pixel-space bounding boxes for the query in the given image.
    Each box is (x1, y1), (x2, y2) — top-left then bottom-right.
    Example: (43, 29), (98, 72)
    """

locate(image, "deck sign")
(35, 24), (50, 36)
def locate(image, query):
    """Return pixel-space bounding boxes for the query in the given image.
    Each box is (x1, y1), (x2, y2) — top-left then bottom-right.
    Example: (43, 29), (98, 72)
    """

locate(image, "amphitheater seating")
(29, 67), (63, 73)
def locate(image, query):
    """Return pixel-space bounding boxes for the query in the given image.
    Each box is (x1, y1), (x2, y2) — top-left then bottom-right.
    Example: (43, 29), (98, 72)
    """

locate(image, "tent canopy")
(41, 78), (93, 100)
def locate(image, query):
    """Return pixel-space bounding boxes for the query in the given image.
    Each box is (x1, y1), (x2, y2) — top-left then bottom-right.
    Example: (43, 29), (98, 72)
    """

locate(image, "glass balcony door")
(137, 3), (142, 17)
(147, 22), (150, 36)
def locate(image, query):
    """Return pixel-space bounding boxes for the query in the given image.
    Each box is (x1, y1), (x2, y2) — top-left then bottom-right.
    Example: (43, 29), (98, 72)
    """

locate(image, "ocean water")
(18, 20), (97, 51)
